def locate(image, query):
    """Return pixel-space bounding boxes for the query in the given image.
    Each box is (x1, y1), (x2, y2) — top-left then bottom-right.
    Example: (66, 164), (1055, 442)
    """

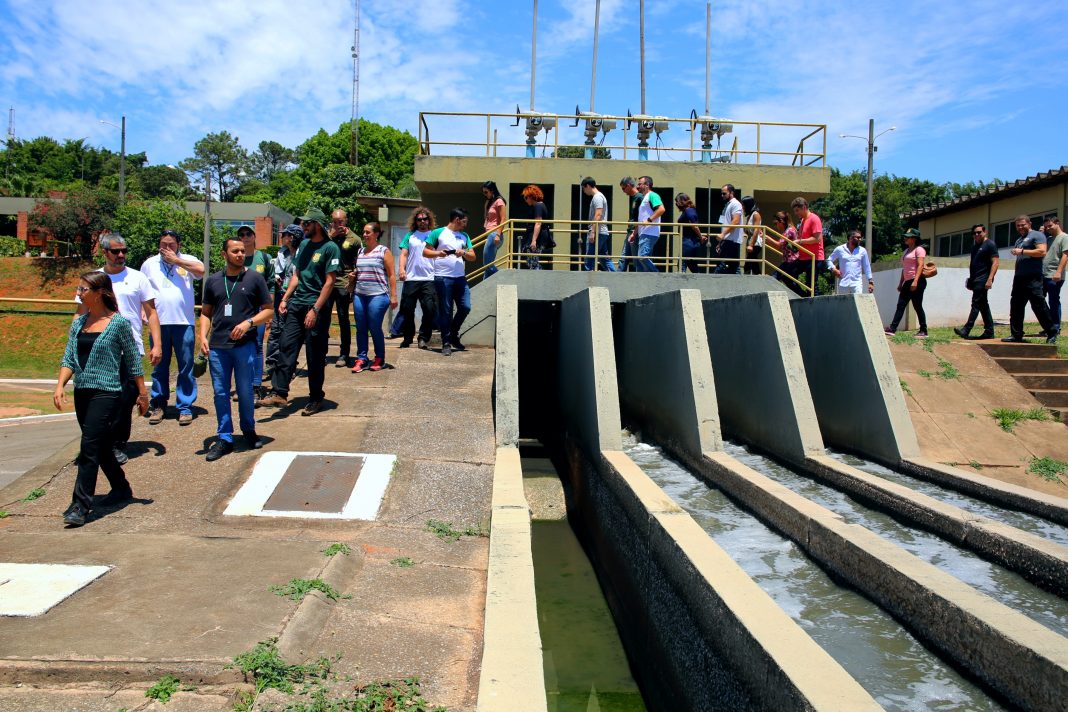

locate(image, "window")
(992, 212), (1057, 247)
(935, 230), (969, 257)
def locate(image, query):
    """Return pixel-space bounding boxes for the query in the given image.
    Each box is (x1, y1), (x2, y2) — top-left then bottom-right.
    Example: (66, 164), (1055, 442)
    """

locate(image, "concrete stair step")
(977, 342), (1058, 358)
(993, 357), (1068, 374)
(1031, 390), (1068, 408)
(1015, 374), (1068, 390)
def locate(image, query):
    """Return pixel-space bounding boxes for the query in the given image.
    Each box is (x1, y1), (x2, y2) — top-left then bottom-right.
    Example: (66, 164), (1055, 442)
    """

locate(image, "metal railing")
(463, 218), (816, 297)
(417, 111), (827, 167)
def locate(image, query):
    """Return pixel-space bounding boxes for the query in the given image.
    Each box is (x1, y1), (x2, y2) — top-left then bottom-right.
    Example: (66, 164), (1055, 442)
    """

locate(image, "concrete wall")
(557, 288), (622, 457)
(463, 271), (791, 346)
(873, 266), (1029, 329)
(494, 285), (519, 447)
(791, 294), (920, 463)
(702, 291), (824, 464)
(617, 289), (721, 456)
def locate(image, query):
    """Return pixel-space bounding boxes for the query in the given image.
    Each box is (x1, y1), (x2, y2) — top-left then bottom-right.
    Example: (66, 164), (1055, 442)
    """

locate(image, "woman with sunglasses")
(54, 271), (149, 527)
(396, 207), (439, 348)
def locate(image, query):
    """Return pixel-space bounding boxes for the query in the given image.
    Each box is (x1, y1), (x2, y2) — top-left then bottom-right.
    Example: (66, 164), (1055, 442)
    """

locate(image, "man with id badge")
(200, 236), (273, 461)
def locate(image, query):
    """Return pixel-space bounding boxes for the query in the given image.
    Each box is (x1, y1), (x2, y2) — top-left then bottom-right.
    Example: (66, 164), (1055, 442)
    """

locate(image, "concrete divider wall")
(618, 289), (721, 456)
(556, 287), (879, 711)
(702, 291), (824, 464)
(790, 295), (920, 464)
(494, 284), (520, 448)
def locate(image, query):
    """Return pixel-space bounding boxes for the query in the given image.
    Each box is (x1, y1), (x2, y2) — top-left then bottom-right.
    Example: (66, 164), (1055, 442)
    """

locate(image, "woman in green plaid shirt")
(53, 272), (149, 527)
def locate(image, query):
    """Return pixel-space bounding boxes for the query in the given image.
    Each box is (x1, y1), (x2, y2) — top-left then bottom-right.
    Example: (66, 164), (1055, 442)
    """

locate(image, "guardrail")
(417, 111), (827, 167)
(463, 218), (817, 297)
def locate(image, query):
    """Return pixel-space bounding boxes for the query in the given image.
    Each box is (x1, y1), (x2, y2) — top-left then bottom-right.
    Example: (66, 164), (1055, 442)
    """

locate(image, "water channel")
(828, 449), (1068, 548)
(623, 432), (1004, 711)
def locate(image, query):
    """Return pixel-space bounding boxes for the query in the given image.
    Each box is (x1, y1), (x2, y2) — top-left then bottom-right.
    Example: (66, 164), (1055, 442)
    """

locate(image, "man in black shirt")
(616, 176), (641, 271)
(954, 224), (999, 339)
(1003, 214), (1057, 344)
(200, 237), (273, 461)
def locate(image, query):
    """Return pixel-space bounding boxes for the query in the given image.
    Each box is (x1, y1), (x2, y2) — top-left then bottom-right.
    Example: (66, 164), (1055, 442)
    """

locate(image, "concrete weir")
(555, 287), (878, 711)
(618, 288), (1068, 710)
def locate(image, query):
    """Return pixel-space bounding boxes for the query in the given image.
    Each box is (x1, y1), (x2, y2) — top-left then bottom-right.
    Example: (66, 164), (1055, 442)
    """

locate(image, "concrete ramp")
(791, 294), (920, 464)
(702, 290), (824, 464)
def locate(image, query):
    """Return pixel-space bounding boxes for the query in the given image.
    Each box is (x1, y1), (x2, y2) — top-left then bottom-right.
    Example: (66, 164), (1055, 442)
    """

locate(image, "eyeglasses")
(720, 192), (729, 198)
(75, 285), (94, 294)
(415, 216), (430, 222)
(973, 230), (985, 236)
(108, 248), (128, 255)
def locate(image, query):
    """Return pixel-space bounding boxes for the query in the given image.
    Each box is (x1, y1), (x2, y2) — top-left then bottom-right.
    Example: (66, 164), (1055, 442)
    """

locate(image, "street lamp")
(99, 115), (126, 202)
(840, 119), (895, 256)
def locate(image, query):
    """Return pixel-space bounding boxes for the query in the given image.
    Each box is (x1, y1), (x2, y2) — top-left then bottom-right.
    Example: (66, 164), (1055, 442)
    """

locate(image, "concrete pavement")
(0, 343), (494, 711)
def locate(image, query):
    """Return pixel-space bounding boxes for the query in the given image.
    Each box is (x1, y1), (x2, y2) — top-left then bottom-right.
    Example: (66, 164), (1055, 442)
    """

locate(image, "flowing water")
(827, 449), (1068, 548)
(623, 433), (1004, 711)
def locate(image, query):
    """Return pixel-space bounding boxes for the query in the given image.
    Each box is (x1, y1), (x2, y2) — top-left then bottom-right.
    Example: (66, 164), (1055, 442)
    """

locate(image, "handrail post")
(486, 115), (491, 157)
(756, 123), (761, 165)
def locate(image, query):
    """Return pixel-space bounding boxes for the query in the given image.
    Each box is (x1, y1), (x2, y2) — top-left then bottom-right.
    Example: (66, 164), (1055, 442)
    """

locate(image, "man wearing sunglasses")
(76, 233), (162, 464)
(953, 224), (998, 340)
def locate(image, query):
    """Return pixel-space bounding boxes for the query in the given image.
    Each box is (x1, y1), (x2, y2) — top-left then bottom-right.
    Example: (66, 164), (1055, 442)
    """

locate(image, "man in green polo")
(257, 208), (341, 416)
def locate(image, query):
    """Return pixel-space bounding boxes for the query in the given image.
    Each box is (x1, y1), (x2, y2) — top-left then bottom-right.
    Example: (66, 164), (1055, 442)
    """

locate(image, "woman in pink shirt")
(481, 181), (507, 277)
(886, 228), (928, 337)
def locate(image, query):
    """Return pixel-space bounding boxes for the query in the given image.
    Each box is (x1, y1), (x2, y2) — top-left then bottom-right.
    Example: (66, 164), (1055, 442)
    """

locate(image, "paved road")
(0, 416), (79, 489)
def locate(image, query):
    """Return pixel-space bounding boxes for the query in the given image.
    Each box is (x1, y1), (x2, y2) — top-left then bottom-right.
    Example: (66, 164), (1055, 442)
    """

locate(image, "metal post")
(530, 0), (537, 111)
(201, 174), (212, 301)
(638, 0), (647, 161)
(865, 118), (874, 257)
(119, 115), (126, 203)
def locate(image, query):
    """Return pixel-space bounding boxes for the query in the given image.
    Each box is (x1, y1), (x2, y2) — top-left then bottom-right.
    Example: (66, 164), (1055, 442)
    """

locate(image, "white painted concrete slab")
(223, 451), (396, 520)
(0, 563), (111, 617)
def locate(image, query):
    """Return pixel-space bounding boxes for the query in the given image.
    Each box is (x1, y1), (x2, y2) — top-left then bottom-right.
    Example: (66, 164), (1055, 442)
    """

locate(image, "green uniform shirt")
(289, 238), (342, 307)
(331, 229), (362, 292)
(245, 250), (275, 291)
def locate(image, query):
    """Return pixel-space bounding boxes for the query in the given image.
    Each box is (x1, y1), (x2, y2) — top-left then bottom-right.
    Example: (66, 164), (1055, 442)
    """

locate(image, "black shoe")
(301, 399), (324, 416)
(953, 326), (970, 338)
(1001, 336), (1025, 343)
(442, 343), (452, 356)
(1047, 334), (1058, 345)
(112, 445), (129, 465)
(63, 503), (88, 527)
(99, 485), (133, 507)
(398, 340), (412, 348)
(244, 433), (264, 450)
(205, 440), (234, 462)
(417, 338), (429, 350)
(451, 339), (466, 351)
(976, 331), (995, 340)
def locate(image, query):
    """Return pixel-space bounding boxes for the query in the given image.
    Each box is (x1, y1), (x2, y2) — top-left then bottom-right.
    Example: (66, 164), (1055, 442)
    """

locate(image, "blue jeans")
(150, 324), (198, 414)
(583, 233), (617, 272)
(636, 233), (659, 272)
(1045, 277), (1064, 331)
(353, 292), (390, 361)
(682, 237), (704, 273)
(483, 231), (500, 277)
(251, 324), (266, 386)
(209, 341), (256, 442)
(618, 235), (637, 271)
(435, 276), (471, 346)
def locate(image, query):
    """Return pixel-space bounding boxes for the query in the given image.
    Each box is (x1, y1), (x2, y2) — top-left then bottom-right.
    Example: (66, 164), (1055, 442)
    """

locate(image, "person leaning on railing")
(764, 211), (805, 296)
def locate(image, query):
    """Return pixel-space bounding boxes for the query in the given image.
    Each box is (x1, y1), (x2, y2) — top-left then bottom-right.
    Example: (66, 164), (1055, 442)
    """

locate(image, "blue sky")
(1, 0), (1065, 186)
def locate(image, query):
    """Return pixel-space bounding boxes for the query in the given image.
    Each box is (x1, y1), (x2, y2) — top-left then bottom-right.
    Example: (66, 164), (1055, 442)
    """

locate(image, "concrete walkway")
(0, 345), (494, 711)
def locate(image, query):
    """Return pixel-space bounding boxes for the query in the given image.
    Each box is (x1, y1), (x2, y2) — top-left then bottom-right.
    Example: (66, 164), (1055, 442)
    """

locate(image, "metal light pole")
(840, 120), (895, 256)
(99, 115), (127, 202)
(201, 174), (212, 301)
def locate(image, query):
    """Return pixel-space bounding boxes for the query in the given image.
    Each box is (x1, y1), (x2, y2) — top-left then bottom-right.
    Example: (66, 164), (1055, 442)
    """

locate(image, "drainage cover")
(0, 563), (111, 617)
(224, 451), (396, 520)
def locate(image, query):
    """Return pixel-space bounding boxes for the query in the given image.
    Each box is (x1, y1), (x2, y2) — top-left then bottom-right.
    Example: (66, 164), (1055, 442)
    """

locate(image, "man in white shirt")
(826, 230), (874, 295)
(630, 175), (665, 272)
(424, 208), (475, 356)
(715, 184), (744, 274)
(76, 233), (162, 464)
(140, 229), (205, 425)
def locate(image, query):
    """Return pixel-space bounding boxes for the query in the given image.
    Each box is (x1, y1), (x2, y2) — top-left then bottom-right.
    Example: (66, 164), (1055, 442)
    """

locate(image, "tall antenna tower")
(348, 0), (361, 166)
(6, 107), (13, 144)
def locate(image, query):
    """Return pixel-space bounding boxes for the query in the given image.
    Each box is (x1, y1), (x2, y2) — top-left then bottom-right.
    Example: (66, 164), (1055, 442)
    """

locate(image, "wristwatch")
(247, 318), (255, 328)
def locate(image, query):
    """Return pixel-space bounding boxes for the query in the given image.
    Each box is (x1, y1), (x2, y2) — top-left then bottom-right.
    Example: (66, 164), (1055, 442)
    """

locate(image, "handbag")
(922, 261), (938, 278)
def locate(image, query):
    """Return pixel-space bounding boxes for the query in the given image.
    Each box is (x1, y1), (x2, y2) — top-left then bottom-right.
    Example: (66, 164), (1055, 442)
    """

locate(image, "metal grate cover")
(263, 455), (364, 513)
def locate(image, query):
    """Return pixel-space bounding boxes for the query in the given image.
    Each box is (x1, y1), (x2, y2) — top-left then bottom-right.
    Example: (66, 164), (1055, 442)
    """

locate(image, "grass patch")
(966, 412), (976, 418)
(22, 488), (45, 502)
(1028, 457), (1068, 484)
(426, 519), (486, 542)
(229, 638), (334, 695)
(900, 378), (912, 396)
(0, 511), (8, 518)
(268, 578), (351, 602)
(968, 459), (983, 470)
(0, 312), (152, 379)
(145, 674), (180, 703)
(889, 332), (916, 346)
(390, 556), (415, 568)
(321, 543), (351, 557)
(991, 407), (1052, 432)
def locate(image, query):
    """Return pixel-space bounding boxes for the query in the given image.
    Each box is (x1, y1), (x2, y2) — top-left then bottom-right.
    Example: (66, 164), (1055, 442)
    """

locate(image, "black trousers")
(114, 356), (138, 446)
(890, 278), (927, 332)
(399, 280), (437, 343)
(72, 388), (130, 511)
(332, 289), (351, 358)
(265, 290), (286, 367)
(272, 303), (332, 401)
(714, 240), (740, 274)
(965, 286), (994, 333)
(1010, 273), (1055, 339)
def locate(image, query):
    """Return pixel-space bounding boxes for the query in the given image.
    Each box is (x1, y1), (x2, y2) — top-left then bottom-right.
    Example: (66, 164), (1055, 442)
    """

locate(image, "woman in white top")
(741, 196), (763, 275)
(349, 222), (398, 372)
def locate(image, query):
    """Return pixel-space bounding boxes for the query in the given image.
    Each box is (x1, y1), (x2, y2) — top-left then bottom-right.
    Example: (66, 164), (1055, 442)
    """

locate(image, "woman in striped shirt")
(54, 271), (148, 527)
(350, 222), (398, 373)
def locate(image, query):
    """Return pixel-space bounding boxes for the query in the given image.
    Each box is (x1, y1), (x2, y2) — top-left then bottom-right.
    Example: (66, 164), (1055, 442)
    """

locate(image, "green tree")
(306, 163), (392, 223)
(179, 131), (250, 202)
(250, 140), (295, 182)
(138, 165), (192, 200)
(28, 186), (119, 257)
(110, 198), (233, 278)
(551, 146), (613, 159)
(294, 119), (418, 193)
